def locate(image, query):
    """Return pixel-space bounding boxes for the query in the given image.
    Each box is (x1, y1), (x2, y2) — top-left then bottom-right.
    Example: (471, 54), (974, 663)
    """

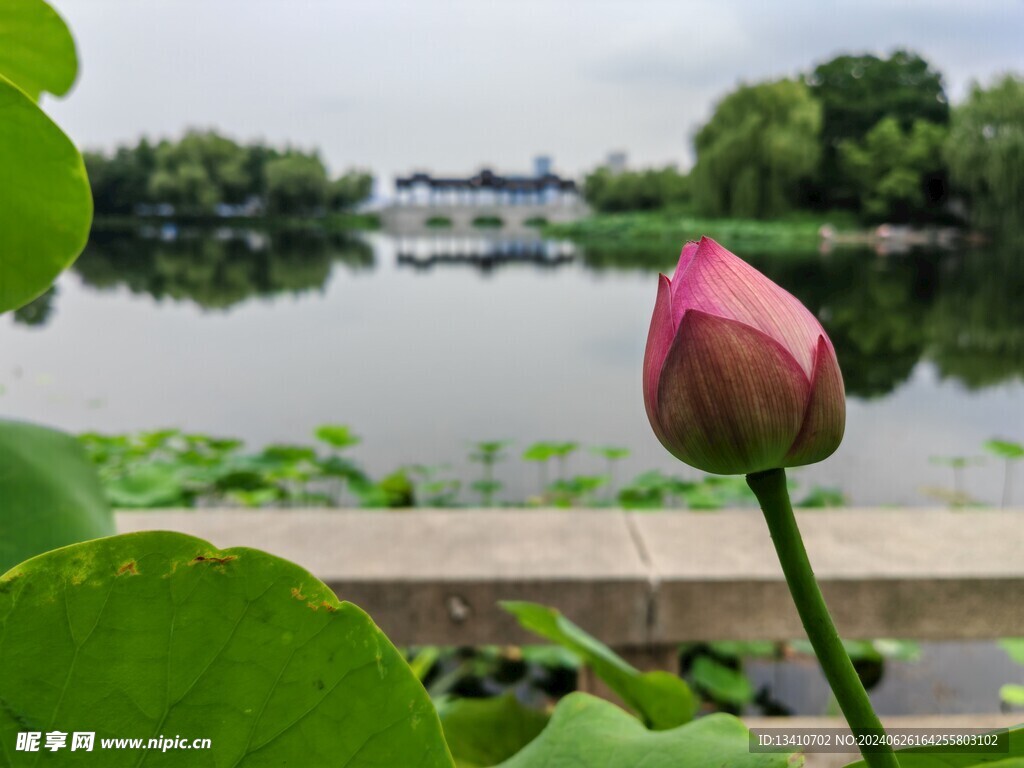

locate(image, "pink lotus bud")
(643, 237), (845, 475)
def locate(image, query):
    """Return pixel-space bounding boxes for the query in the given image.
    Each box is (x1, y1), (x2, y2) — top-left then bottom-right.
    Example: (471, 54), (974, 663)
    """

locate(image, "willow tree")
(691, 79), (821, 219)
(946, 75), (1024, 233)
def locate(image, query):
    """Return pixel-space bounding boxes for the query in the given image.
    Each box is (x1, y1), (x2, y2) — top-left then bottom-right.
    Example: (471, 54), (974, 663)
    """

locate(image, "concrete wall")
(117, 508), (1024, 647)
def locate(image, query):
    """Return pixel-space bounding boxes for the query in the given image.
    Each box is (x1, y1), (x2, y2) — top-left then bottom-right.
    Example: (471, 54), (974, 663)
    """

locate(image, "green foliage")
(546, 475), (609, 507)
(1002, 685), (1024, 707)
(375, 468), (417, 507)
(0, 531), (454, 767)
(522, 441), (577, 464)
(497, 693), (795, 768)
(839, 118), (948, 221)
(314, 423), (361, 449)
(406, 465), (463, 507)
(985, 440), (1024, 460)
(617, 471), (756, 510)
(864, 639), (922, 662)
(0, 420), (114, 573)
(427, 215), (454, 228)
(78, 428), (390, 509)
(10, 283), (56, 326)
(689, 655), (755, 707)
(546, 210), (825, 261)
(1000, 638), (1024, 666)
(681, 638), (922, 716)
(678, 642), (778, 713)
(469, 441), (509, 505)
(502, 601), (696, 729)
(264, 152), (329, 215)
(105, 463), (186, 508)
(809, 50), (949, 144)
(148, 130), (253, 213)
(409, 646), (443, 680)
(472, 215), (504, 228)
(0, 74), (92, 312)
(788, 638), (921, 665)
(86, 132), (374, 218)
(329, 170), (374, 210)
(985, 439), (1024, 507)
(412, 644), (577, 702)
(470, 442), (508, 461)
(946, 75), (1024, 233)
(592, 446), (630, 462)
(0, 0), (77, 101)
(692, 79), (821, 218)
(794, 485), (847, 508)
(583, 166), (690, 213)
(81, 427), (854, 512)
(808, 49), (949, 208)
(76, 226), (372, 311)
(84, 141), (156, 215)
(923, 246), (1024, 389)
(438, 694), (549, 768)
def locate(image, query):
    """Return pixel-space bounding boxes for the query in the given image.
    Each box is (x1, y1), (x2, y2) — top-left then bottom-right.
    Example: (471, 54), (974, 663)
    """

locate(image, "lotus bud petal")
(643, 237), (845, 475)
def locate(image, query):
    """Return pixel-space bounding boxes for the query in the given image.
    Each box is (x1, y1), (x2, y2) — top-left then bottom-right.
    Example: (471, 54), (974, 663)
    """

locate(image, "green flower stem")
(746, 468), (899, 768)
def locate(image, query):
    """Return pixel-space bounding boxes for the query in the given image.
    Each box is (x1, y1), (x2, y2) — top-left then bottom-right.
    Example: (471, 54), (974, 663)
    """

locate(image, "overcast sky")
(45, 0), (1024, 187)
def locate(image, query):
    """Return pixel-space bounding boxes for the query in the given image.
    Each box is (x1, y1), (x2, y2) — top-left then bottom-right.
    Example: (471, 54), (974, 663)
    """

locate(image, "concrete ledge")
(115, 510), (651, 646)
(634, 510), (1024, 641)
(116, 509), (1024, 645)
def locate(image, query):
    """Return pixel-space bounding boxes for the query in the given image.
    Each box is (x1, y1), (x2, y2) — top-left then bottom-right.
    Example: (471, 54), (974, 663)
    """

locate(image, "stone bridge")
(380, 202), (588, 236)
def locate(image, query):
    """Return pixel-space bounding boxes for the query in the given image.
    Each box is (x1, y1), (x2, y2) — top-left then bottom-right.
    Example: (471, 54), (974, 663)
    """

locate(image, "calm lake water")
(2, 226), (1022, 507)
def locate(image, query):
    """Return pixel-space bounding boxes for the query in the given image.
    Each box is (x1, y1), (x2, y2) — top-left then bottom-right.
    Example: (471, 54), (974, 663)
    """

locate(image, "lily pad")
(0, 419), (113, 572)
(438, 694), (549, 768)
(502, 601), (696, 729)
(0, 531), (454, 767)
(104, 463), (187, 508)
(0, 0), (77, 101)
(0, 73), (92, 313)
(690, 655), (755, 707)
(497, 693), (798, 768)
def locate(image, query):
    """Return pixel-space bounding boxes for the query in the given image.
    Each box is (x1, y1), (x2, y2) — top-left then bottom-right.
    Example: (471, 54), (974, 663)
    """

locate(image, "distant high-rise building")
(533, 155), (552, 178)
(605, 151), (627, 175)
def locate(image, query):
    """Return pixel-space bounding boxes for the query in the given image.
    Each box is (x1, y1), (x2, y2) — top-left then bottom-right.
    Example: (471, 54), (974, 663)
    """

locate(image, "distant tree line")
(84, 130), (373, 217)
(583, 50), (1024, 231)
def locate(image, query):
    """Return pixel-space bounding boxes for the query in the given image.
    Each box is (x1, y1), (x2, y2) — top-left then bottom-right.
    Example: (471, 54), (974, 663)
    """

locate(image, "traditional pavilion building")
(394, 158), (579, 208)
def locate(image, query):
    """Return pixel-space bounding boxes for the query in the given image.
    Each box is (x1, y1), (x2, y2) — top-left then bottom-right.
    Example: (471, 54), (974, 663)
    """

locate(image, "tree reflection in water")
(69, 226), (373, 311)
(19, 227), (1024, 398)
(581, 240), (1024, 398)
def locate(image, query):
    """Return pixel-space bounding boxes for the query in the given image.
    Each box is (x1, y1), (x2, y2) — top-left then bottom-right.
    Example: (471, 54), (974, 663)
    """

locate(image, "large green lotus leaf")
(438, 694), (549, 768)
(497, 693), (798, 768)
(0, 419), (114, 572)
(843, 727), (1024, 768)
(0, 0), (77, 101)
(0, 531), (455, 767)
(502, 601), (696, 730)
(0, 74), (92, 313)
